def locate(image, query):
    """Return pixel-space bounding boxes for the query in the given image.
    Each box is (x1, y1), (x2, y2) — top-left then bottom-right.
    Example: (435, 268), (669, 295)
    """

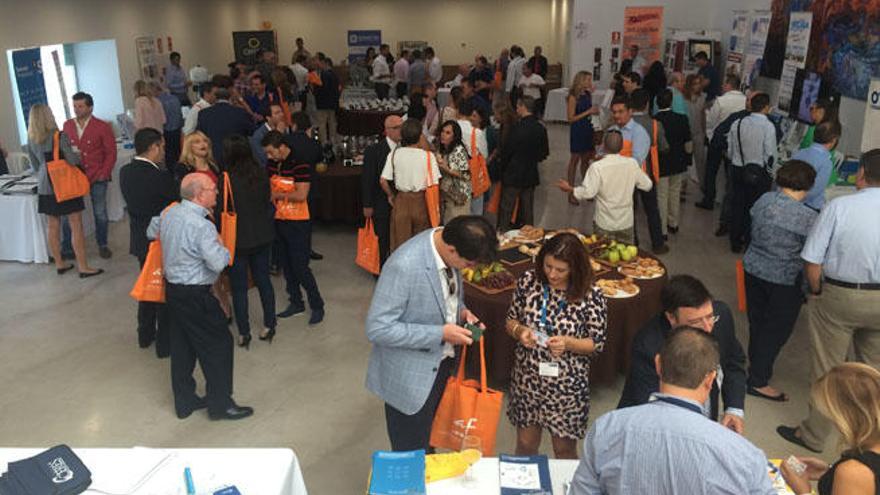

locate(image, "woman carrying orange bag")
(27, 104), (102, 277)
(504, 233), (607, 459)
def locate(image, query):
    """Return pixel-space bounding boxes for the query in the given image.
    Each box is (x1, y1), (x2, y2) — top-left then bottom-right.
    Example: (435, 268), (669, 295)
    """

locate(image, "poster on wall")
(397, 41), (427, 56)
(11, 48), (48, 126)
(135, 36), (159, 81)
(777, 62), (799, 111)
(743, 11), (771, 88)
(726, 11), (750, 78)
(784, 12), (812, 68)
(862, 78), (880, 152)
(761, 0), (813, 79)
(622, 6), (665, 68)
(806, 0), (880, 101)
(348, 30), (381, 64)
(232, 31), (277, 66)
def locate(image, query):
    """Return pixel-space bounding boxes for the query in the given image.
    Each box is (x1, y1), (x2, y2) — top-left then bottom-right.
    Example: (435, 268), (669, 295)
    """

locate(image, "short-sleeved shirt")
(801, 188), (880, 283)
(743, 191), (817, 285)
(267, 151), (311, 185)
(380, 147), (441, 192)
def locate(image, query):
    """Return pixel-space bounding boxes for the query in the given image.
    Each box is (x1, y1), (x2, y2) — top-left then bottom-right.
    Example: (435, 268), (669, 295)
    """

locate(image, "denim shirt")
(147, 200), (229, 285)
(743, 191), (817, 285)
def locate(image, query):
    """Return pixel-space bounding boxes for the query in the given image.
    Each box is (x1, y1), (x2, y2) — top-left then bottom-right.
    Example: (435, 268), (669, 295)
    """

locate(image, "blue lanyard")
(653, 396), (705, 416)
(540, 285), (566, 331)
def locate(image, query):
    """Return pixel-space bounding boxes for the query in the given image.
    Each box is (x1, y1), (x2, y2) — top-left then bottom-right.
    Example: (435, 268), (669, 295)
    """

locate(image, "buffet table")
(463, 248), (667, 387)
(427, 458), (577, 495)
(310, 161), (363, 223)
(0, 447), (308, 495)
(337, 109), (405, 136)
(543, 88), (606, 129)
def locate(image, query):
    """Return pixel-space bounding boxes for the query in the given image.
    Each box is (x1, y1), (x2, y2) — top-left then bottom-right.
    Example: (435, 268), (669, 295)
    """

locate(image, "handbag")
(425, 151), (441, 227)
(355, 218), (381, 275)
(47, 132), (90, 202)
(130, 203), (177, 303)
(468, 130), (491, 198)
(736, 117), (773, 190)
(430, 338), (504, 455)
(220, 172), (237, 265)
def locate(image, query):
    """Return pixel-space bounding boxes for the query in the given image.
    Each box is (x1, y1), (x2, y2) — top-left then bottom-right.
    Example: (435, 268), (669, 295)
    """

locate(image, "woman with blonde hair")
(26, 104), (102, 277)
(566, 71), (598, 205)
(174, 131), (220, 184)
(782, 363), (880, 494)
(133, 79), (166, 132)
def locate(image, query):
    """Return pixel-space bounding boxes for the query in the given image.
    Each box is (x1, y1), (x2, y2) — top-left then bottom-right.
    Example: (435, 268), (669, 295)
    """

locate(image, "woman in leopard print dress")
(505, 233), (607, 458)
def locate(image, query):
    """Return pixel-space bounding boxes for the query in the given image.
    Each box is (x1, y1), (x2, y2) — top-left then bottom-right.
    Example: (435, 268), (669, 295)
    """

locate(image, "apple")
(621, 250), (633, 262)
(608, 250), (621, 264)
(626, 246), (639, 258)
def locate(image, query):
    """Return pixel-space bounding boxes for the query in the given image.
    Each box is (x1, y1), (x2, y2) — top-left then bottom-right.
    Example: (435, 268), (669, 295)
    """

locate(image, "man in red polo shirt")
(61, 92), (117, 259)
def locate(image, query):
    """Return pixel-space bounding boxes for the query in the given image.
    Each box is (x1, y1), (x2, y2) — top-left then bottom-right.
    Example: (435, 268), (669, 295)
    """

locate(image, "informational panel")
(743, 11), (771, 88)
(347, 30), (381, 64)
(726, 11), (750, 78)
(135, 36), (158, 81)
(11, 48), (47, 125)
(777, 12), (813, 111)
(622, 7), (664, 67)
(862, 78), (880, 153)
(232, 31), (277, 66)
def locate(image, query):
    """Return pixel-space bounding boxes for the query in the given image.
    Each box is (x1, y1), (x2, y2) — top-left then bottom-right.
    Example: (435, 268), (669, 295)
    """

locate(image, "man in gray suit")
(366, 215), (498, 451)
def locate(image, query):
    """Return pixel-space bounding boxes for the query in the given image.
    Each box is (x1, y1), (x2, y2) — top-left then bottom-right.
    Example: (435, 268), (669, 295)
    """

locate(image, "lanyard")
(540, 285), (566, 331)
(653, 396), (705, 416)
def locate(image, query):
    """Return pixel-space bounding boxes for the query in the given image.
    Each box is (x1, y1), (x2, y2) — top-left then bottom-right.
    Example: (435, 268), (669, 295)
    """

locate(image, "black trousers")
(163, 129), (182, 169)
(702, 144), (723, 203)
(375, 83), (390, 100)
(373, 200), (392, 267)
(137, 254), (170, 356)
(498, 186), (535, 232)
(633, 187), (665, 249)
(166, 282), (234, 417)
(228, 244), (276, 337)
(729, 167), (770, 249)
(385, 357), (455, 451)
(745, 272), (804, 388)
(395, 82), (408, 99)
(719, 158), (733, 226)
(276, 220), (324, 310)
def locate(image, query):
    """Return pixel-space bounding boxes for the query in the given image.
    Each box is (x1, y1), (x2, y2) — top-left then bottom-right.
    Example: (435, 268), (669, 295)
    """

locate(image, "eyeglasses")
(684, 314), (720, 327)
(443, 267), (456, 296)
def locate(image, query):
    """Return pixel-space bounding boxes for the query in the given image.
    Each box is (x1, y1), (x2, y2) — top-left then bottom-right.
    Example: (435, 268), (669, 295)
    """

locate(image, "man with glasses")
(617, 275), (747, 433)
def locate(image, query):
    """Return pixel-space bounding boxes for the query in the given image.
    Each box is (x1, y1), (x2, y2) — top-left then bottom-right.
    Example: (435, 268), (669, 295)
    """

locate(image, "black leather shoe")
(176, 396), (208, 419)
(99, 246), (112, 259)
(277, 304), (306, 318)
(79, 268), (105, 279)
(209, 405), (254, 421)
(695, 201), (714, 210)
(777, 425), (822, 453)
(309, 308), (325, 326)
(668, 225), (679, 234)
(309, 250), (324, 261)
(714, 225), (729, 237)
(138, 333), (155, 349)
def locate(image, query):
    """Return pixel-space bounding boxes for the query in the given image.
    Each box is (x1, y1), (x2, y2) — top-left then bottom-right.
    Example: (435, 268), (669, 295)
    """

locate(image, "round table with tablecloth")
(336, 109), (405, 136)
(462, 247), (667, 388)
(310, 160), (363, 223)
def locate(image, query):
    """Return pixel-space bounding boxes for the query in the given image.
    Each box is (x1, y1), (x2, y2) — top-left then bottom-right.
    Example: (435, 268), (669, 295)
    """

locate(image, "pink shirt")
(134, 96), (167, 132)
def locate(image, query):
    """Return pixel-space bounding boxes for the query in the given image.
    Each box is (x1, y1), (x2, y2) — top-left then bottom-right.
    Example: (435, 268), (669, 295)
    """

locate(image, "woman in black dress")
(27, 104), (102, 277)
(782, 363), (880, 495)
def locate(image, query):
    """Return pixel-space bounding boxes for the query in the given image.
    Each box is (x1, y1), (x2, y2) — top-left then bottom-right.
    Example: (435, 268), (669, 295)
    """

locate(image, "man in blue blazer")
(366, 216), (498, 451)
(196, 79), (254, 168)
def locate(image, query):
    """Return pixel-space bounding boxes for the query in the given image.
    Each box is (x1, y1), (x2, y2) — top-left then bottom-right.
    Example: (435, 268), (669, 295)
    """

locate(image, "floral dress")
(440, 143), (471, 205)
(506, 270), (607, 439)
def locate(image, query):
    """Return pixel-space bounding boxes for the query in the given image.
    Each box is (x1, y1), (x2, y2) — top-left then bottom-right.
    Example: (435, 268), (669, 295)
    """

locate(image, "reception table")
(310, 161), (363, 223)
(0, 447), (308, 495)
(337, 109), (405, 136)
(463, 251), (667, 387)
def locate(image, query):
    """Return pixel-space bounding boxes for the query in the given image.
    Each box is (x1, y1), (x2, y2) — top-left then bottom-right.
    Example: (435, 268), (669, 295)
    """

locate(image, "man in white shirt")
(393, 50), (411, 98)
(706, 74), (747, 140)
(517, 64), (545, 116)
(628, 45), (648, 76)
(455, 99), (488, 216)
(727, 92), (777, 252)
(425, 46), (442, 84)
(290, 54), (310, 103)
(557, 131), (653, 243)
(182, 82), (216, 135)
(505, 45), (526, 95)
(445, 65), (471, 88)
(371, 44), (393, 100)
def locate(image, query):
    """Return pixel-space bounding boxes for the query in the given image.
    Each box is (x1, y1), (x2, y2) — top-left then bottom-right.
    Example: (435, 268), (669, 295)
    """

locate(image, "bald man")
(147, 173), (253, 421)
(361, 115), (403, 265)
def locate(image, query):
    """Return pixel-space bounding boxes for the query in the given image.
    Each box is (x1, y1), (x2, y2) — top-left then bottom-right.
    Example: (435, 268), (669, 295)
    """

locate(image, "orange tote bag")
(468, 130), (491, 197)
(47, 132), (90, 202)
(129, 203), (178, 303)
(425, 151), (441, 227)
(355, 219), (381, 275)
(220, 173), (237, 265)
(430, 338), (504, 455)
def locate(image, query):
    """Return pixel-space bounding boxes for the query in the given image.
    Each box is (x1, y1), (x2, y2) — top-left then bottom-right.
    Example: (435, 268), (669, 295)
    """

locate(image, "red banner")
(623, 6), (665, 67)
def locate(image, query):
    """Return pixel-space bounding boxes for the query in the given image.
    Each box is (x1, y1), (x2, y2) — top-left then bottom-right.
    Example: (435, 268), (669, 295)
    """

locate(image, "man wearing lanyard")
(147, 173), (253, 421)
(570, 327), (775, 494)
(778, 149), (880, 453)
(608, 96), (668, 254)
(365, 216), (496, 451)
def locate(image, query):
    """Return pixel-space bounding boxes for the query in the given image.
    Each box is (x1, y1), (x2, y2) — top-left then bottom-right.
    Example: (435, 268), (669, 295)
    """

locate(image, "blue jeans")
(227, 244), (277, 336)
(62, 180), (109, 252)
(276, 220), (324, 311)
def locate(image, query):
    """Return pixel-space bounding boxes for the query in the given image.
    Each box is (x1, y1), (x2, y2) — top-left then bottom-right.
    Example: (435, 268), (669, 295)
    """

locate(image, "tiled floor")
(0, 124), (833, 492)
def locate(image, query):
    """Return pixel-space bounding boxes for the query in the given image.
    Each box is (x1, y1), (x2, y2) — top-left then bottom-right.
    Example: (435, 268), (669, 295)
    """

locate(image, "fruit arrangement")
(596, 241), (640, 264)
(463, 262), (516, 290)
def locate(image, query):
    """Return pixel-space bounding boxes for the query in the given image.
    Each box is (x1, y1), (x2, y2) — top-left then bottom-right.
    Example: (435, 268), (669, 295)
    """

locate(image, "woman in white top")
(380, 119), (441, 251)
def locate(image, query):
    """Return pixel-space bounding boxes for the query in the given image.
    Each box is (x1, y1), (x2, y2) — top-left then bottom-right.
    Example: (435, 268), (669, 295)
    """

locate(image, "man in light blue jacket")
(366, 216), (497, 451)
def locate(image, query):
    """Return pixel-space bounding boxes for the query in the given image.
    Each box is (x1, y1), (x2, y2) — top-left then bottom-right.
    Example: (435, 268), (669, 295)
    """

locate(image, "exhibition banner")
(727, 11), (750, 78)
(11, 48), (47, 126)
(743, 11), (771, 87)
(862, 78), (880, 152)
(232, 31), (277, 66)
(348, 30), (381, 64)
(622, 6), (665, 66)
(784, 12), (813, 68)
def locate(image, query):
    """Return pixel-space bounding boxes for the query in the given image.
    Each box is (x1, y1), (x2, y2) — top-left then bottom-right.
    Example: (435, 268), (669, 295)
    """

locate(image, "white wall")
(72, 40), (125, 128)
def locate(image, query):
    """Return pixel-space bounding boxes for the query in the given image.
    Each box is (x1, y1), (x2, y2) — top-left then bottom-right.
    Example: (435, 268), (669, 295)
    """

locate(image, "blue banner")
(12, 48), (48, 126)
(347, 30), (381, 64)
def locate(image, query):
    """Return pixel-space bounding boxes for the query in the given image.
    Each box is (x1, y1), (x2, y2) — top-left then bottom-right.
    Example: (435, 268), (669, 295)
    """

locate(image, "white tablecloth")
(0, 146), (134, 264)
(437, 87), (452, 109)
(0, 447), (308, 495)
(824, 184), (857, 203)
(426, 458), (578, 495)
(543, 88), (605, 128)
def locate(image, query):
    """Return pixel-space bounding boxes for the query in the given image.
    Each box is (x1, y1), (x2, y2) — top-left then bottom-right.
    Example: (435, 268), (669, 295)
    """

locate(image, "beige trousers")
(657, 173), (683, 235)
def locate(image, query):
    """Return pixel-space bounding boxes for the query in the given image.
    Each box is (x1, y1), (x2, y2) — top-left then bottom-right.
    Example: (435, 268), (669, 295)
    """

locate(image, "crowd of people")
(19, 33), (880, 494)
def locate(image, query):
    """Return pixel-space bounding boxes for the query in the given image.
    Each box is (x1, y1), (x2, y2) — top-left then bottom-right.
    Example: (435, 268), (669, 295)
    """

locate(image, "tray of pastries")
(596, 277), (641, 298)
(617, 256), (666, 279)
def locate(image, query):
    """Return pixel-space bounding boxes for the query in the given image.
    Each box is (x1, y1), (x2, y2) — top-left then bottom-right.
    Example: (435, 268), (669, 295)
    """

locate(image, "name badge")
(538, 362), (559, 378)
(533, 329), (550, 348)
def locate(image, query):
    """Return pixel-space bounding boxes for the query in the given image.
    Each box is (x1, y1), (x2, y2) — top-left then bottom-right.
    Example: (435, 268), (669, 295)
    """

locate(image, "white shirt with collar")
(518, 74), (545, 99)
(455, 119), (488, 158)
(573, 153), (653, 231)
(74, 116), (92, 139)
(183, 98), (212, 135)
(290, 62), (309, 89)
(380, 147), (441, 192)
(506, 56), (526, 92)
(727, 113), (777, 168)
(429, 228), (457, 359)
(134, 156), (161, 170)
(428, 57), (443, 83)
(372, 55), (391, 83)
(705, 90), (747, 139)
(385, 136), (398, 151)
